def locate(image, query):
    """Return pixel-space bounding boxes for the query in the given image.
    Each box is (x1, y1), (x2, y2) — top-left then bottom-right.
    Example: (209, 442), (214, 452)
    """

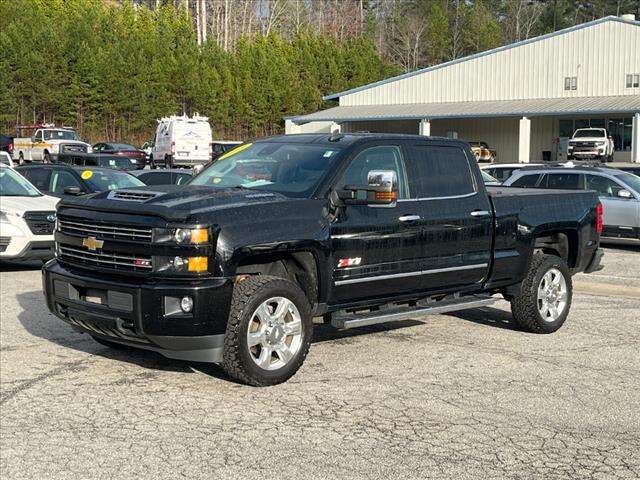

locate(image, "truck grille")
(59, 245), (152, 271)
(60, 143), (88, 153)
(58, 216), (153, 242)
(23, 211), (56, 235)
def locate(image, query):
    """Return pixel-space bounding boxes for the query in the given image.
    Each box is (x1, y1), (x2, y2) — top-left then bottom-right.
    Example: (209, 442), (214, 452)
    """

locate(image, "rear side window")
(20, 168), (51, 191)
(545, 173), (582, 190)
(407, 145), (475, 198)
(510, 174), (541, 188)
(585, 174), (626, 197)
(489, 168), (516, 182)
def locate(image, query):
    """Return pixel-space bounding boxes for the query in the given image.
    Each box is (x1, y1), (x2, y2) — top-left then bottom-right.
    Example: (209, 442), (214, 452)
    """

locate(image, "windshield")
(82, 170), (145, 191)
(0, 167), (41, 197)
(573, 129), (604, 138)
(189, 142), (342, 197)
(616, 172), (640, 193)
(43, 130), (79, 141)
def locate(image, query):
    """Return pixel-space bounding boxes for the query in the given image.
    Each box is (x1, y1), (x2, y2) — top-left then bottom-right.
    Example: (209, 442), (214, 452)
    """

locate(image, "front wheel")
(43, 151), (52, 163)
(222, 276), (313, 386)
(510, 253), (572, 333)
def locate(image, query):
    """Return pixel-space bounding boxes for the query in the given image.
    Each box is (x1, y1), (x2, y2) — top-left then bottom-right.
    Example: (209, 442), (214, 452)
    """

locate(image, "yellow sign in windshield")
(81, 170), (93, 180)
(217, 143), (251, 161)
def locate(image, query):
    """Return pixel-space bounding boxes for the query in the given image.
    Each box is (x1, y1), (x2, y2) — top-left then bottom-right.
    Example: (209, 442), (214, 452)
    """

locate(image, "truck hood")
(1, 194), (59, 214)
(57, 185), (291, 221)
(569, 137), (605, 142)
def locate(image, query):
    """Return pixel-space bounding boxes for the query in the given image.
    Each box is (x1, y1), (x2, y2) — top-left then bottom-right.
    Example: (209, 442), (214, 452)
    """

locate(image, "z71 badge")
(337, 257), (362, 268)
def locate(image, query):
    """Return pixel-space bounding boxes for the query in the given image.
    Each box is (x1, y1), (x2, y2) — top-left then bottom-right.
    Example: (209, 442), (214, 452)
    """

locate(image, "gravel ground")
(1, 246), (639, 480)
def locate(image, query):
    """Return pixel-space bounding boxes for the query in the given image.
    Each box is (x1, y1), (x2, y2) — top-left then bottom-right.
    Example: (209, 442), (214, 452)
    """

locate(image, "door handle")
(470, 210), (490, 217)
(399, 214), (421, 222)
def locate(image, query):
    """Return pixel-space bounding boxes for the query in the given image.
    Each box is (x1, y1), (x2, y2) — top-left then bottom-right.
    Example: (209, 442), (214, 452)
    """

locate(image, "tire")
(222, 275), (313, 386)
(18, 152), (24, 165)
(165, 155), (173, 169)
(510, 253), (572, 334)
(43, 151), (52, 163)
(150, 155), (157, 169)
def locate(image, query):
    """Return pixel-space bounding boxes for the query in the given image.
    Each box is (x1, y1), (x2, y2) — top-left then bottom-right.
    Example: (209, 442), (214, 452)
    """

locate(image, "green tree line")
(0, 0), (396, 143)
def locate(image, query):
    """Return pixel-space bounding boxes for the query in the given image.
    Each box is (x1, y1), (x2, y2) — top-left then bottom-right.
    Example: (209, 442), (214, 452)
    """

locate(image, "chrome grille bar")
(58, 217), (152, 241)
(59, 245), (152, 270)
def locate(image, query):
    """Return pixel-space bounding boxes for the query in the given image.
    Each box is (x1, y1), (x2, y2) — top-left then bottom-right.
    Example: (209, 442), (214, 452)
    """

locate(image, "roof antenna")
(329, 131), (344, 142)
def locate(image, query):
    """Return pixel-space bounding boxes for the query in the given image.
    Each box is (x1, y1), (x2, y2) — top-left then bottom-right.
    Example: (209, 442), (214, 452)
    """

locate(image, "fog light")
(180, 296), (194, 313)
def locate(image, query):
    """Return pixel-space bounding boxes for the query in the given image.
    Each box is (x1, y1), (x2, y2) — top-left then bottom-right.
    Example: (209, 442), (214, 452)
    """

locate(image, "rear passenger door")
(402, 141), (493, 291)
(585, 173), (639, 236)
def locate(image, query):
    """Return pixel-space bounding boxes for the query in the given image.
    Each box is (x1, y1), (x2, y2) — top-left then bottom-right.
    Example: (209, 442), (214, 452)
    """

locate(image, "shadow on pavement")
(450, 306), (521, 331)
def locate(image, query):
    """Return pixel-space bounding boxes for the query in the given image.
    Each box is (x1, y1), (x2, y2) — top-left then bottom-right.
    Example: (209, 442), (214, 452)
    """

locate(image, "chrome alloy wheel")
(247, 297), (303, 371)
(537, 268), (568, 322)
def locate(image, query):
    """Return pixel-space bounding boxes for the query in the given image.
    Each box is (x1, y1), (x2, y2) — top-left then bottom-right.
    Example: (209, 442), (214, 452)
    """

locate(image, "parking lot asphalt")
(1, 246), (639, 480)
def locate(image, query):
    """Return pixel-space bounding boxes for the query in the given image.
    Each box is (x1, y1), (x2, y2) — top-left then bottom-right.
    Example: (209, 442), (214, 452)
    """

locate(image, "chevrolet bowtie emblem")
(82, 236), (104, 251)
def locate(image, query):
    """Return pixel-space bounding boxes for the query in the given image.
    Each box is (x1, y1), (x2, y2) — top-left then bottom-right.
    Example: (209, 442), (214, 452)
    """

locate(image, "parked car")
(129, 168), (193, 186)
(469, 141), (497, 163)
(92, 142), (147, 169)
(0, 151), (15, 167)
(0, 134), (14, 156)
(12, 125), (90, 164)
(567, 128), (615, 162)
(604, 162), (640, 177)
(0, 164), (58, 261)
(58, 152), (136, 171)
(151, 114), (213, 168)
(480, 163), (545, 183)
(16, 164), (145, 198)
(43, 133), (603, 386)
(211, 140), (242, 160)
(503, 165), (639, 243)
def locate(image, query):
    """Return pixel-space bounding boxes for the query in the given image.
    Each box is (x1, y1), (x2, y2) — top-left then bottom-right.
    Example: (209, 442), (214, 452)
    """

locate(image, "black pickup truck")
(43, 134), (604, 385)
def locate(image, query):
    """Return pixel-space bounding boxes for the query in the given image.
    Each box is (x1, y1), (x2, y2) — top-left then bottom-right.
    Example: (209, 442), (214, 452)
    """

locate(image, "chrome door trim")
(334, 263), (488, 286)
(397, 191), (477, 202)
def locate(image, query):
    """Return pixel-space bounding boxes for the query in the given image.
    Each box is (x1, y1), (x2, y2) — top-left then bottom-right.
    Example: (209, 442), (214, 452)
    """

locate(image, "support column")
(518, 116), (531, 163)
(419, 119), (431, 136)
(285, 119), (301, 135)
(632, 112), (640, 163)
(330, 122), (342, 134)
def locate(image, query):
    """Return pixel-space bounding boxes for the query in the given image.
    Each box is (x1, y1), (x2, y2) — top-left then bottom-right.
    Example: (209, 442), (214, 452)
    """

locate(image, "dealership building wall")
(287, 15), (640, 163)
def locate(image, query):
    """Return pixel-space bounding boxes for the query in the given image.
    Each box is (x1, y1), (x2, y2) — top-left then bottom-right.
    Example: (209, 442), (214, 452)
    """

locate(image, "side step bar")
(331, 295), (497, 330)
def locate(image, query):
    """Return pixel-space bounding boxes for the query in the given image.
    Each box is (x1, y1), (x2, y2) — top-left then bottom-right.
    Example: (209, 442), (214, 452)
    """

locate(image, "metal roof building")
(286, 15), (640, 163)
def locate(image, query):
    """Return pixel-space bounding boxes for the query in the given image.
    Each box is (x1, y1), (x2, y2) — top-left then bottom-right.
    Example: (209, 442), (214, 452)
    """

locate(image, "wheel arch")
(533, 230), (579, 268)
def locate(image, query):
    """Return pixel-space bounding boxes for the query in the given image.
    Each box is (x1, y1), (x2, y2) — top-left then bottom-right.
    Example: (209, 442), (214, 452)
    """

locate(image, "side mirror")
(64, 186), (83, 195)
(617, 189), (633, 199)
(339, 170), (398, 206)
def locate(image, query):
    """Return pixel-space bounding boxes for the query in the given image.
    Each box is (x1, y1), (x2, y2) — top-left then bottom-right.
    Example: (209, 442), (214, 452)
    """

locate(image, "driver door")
(329, 143), (424, 304)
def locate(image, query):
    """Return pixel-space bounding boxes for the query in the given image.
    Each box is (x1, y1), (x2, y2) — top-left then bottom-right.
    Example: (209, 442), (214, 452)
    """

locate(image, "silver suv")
(503, 166), (640, 244)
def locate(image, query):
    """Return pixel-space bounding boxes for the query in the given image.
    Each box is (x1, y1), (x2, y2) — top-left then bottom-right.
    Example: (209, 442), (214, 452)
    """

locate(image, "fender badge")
(337, 257), (362, 268)
(82, 236), (104, 251)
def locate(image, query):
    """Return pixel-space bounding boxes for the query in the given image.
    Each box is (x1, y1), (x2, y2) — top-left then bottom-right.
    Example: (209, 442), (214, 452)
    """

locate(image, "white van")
(150, 114), (213, 168)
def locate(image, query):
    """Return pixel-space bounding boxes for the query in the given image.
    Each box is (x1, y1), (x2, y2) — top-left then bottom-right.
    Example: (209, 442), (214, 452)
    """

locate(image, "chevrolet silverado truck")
(13, 125), (91, 164)
(42, 134), (604, 386)
(567, 128), (615, 162)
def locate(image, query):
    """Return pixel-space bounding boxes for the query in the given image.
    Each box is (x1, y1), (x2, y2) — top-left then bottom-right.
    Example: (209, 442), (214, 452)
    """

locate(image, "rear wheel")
(150, 155), (157, 169)
(43, 151), (52, 163)
(510, 253), (572, 334)
(222, 275), (313, 386)
(165, 155), (173, 169)
(18, 152), (24, 165)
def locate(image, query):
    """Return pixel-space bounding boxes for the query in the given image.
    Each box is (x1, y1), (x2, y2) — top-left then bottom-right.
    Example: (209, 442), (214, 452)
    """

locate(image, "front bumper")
(0, 222), (54, 260)
(43, 260), (235, 363)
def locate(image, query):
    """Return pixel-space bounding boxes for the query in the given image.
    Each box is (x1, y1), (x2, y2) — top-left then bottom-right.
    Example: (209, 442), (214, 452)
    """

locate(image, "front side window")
(50, 170), (82, 195)
(190, 142), (342, 198)
(585, 174), (626, 198)
(339, 145), (409, 199)
(406, 144), (475, 198)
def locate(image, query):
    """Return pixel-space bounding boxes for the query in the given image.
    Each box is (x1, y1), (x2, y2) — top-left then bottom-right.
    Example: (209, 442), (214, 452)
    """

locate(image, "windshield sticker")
(323, 150), (335, 158)
(81, 170), (93, 180)
(212, 177), (222, 184)
(218, 143), (251, 161)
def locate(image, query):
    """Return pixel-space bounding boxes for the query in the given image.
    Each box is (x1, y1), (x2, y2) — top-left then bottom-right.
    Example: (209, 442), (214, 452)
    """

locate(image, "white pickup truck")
(567, 128), (615, 162)
(12, 125), (91, 164)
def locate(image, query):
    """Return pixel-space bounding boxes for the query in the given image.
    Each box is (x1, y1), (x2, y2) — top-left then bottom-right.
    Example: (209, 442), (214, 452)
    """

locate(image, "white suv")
(0, 165), (59, 261)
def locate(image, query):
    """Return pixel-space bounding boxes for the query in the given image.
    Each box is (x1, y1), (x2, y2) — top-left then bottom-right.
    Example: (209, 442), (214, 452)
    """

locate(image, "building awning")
(291, 95), (640, 124)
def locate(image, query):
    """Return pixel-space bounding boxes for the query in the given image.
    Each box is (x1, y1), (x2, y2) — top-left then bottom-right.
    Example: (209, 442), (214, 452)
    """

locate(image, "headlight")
(155, 227), (209, 245)
(154, 255), (209, 274)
